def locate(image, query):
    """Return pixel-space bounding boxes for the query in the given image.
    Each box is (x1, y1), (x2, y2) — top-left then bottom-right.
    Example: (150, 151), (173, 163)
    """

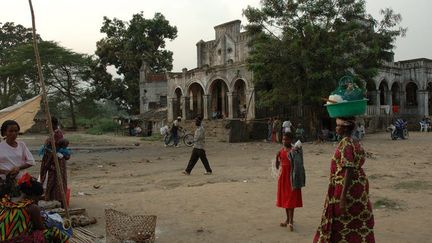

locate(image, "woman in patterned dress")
(40, 117), (68, 207)
(276, 132), (303, 231)
(313, 117), (375, 243)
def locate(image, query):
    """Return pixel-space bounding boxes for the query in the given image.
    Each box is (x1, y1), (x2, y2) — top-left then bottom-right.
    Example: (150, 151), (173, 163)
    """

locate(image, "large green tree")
(243, 0), (406, 108)
(0, 22), (37, 107)
(95, 12), (177, 113)
(2, 40), (93, 128)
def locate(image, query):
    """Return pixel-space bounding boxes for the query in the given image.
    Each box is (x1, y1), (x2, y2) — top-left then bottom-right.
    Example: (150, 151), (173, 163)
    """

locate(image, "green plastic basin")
(325, 99), (367, 118)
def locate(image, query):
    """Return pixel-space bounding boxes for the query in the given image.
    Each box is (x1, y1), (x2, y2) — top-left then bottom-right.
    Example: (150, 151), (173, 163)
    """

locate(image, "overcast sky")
(1, 0), (431, 71)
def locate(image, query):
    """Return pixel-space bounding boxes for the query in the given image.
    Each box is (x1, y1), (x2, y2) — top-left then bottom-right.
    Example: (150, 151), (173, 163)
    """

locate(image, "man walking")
(183, 116), (212, 175)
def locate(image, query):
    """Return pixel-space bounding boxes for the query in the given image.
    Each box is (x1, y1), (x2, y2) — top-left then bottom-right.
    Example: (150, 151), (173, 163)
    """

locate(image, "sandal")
(280, 221), (288, 227)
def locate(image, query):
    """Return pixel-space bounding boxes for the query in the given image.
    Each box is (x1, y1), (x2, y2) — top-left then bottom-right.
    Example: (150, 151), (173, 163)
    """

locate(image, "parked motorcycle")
(387, 119), (409, 140)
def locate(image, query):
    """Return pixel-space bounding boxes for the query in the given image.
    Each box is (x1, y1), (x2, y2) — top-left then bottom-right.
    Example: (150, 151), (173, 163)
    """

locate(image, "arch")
(391, 82), (400, 106)
(206, 76), (230, 94)
(186, 80), (206, 95)
(366, 79), (376, 105)
(405, 82), (418, 107)
(378, 80), (389, 105)
(173, 87), (183, 119)
(170, 86), (184, 97)
(232, 79), (247, 118)
(209, 79), (230, 119)
(188, 82), (205, 119)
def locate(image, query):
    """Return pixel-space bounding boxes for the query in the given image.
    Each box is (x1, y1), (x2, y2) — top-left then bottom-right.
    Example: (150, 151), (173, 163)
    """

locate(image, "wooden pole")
(28, 0), (70, 220)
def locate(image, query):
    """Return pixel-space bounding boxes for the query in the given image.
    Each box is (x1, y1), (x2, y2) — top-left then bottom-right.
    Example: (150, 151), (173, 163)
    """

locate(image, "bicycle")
(164, 128), (194, 147)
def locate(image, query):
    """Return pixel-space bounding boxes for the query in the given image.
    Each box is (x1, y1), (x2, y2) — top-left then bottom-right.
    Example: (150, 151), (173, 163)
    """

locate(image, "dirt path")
(22, 131), (432, 242)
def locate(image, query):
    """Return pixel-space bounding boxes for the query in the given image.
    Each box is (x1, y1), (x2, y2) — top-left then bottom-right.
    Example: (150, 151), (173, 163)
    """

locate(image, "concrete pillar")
(399, 91), (406, 113)
(418, 90), (428, 116)
(182, 96), (190, 120)
(221, 85), (227, 117)
(386, 90), (393, 115)
(375, 90), (381, 115)
(246, 89), (255, 120)
(203, 95), (210, 120)
(227, 92), (234, 119)
(168, 97), (175, 122)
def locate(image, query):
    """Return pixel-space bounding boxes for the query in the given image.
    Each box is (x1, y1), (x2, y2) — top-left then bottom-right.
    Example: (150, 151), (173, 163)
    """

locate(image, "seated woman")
(0, 173), (71, 242)
(0, 173), (45, 242)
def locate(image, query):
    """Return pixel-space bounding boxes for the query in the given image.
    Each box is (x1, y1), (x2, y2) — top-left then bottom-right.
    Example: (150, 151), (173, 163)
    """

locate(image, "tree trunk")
(68, 94), (77, 129)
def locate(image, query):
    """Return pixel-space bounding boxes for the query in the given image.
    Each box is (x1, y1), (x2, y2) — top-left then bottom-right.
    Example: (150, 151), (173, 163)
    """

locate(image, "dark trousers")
(185, 148), (212, 173)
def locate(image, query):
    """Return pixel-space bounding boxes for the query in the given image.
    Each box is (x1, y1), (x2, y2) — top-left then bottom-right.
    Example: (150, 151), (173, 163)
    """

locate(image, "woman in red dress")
(276, 132), (302, 231)
(313, 117), (375, 242)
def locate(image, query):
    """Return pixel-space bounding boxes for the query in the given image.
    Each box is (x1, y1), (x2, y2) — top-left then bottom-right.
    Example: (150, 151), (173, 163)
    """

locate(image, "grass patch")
(86, 118), (120, 135)
(373, 198), (402, 210)
(394, 180), (432, 190)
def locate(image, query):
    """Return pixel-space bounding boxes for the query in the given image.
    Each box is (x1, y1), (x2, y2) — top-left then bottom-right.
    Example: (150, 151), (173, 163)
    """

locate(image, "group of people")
(276, 117), (375, 242)
(268, 117), (305, 143)
(0, 118), (71, 242)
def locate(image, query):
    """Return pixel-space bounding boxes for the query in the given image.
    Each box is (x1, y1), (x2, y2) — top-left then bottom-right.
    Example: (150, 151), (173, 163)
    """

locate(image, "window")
(160, 96), (167, 107)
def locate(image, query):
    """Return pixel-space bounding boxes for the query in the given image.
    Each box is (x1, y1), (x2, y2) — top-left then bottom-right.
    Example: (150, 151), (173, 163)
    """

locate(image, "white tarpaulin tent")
(0, 95), (42, 133)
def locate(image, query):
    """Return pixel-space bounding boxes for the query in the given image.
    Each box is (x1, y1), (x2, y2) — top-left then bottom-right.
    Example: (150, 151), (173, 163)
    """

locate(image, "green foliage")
(86, 118), (120, 135)
(95, 12), (177, 113)
(0, 22), (38, 108)
(243, 0), (406, 108)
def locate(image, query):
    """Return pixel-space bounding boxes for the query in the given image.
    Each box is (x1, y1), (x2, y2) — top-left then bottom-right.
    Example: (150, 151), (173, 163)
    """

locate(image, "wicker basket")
(105, 209), (157, 243)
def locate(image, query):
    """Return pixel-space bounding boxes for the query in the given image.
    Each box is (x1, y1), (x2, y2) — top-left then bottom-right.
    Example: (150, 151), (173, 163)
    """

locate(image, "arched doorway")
(188, 83), (204, 119)
(406, 82), (418, 107)
(366, 80), (376, 105)
(428, 82), (432, 116)
(174, 88), (182, 118)
(233, 79), (247, 118)
(391, 82), (400, 105)
(379, 80), (389, 105)
(209, 79), (229, 119)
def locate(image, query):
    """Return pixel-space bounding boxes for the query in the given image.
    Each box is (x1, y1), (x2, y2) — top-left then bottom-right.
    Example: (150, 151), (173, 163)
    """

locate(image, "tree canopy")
(0, 22), (37, 107)
(95, 12), (177, 113)
(243, 0), (406, 108)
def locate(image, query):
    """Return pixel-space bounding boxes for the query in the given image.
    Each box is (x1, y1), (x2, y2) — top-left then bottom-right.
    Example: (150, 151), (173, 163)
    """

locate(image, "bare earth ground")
(21, 131), (432, 243)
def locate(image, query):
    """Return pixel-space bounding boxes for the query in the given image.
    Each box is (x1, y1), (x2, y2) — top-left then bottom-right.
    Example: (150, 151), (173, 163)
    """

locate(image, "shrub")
(86, 118), (120, 135)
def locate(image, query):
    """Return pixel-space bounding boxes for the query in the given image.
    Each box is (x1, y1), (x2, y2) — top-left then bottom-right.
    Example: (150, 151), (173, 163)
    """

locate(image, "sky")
(1, 0), (431, 72)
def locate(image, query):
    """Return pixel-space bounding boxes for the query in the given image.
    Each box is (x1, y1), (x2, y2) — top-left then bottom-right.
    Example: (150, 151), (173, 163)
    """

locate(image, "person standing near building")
(183, 116), (212, 175)
(274, 117), (282, 143)
(282, 118), (293, 134)
(165, 117), (182, 147)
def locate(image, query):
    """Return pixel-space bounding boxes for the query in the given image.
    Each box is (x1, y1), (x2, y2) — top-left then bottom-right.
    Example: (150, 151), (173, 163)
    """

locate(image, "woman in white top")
(0, 120), (35, 182)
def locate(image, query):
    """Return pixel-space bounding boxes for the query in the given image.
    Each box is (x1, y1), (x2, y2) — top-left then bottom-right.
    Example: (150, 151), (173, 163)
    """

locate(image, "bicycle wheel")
(164, 135), (174, 146)
(183, 134), (194, 147)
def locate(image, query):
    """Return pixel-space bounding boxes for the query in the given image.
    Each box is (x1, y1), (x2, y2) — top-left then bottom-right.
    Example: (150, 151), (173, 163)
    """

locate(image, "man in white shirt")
(282, 119), (293, 133)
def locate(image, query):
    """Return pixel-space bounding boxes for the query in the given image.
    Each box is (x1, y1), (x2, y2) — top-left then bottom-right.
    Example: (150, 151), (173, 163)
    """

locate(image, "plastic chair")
(419, 122), (429, 132)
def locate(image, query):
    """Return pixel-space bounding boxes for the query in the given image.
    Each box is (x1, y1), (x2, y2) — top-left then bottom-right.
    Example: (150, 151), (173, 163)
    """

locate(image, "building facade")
(166, 20), (255, 122)
(366, 58), (432, 117)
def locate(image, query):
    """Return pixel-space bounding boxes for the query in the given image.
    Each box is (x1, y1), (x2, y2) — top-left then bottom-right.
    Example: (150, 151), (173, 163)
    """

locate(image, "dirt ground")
(21, 131), (432, 243)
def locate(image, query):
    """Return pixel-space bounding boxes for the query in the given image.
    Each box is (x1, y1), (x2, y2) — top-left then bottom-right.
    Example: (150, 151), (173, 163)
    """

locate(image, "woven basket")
(105, 209), (157, 243)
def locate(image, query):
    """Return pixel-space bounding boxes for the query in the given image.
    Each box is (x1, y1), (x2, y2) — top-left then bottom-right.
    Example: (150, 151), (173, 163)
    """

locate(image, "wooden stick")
(28, 0), (70, 220)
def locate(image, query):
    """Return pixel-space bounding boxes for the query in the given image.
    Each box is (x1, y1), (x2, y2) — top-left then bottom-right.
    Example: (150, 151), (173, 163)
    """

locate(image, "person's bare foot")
(280, 221), (288, 227)
(182, 171), (190, 175)
(288, 223), (294, 231)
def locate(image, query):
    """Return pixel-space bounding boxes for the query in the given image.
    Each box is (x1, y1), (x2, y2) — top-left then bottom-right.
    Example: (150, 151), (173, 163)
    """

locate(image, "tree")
(0, 22), (37, 108)
(243, 0), (406, 108)
(3, 41), (93, 128)
(95, 12), (177, 113)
